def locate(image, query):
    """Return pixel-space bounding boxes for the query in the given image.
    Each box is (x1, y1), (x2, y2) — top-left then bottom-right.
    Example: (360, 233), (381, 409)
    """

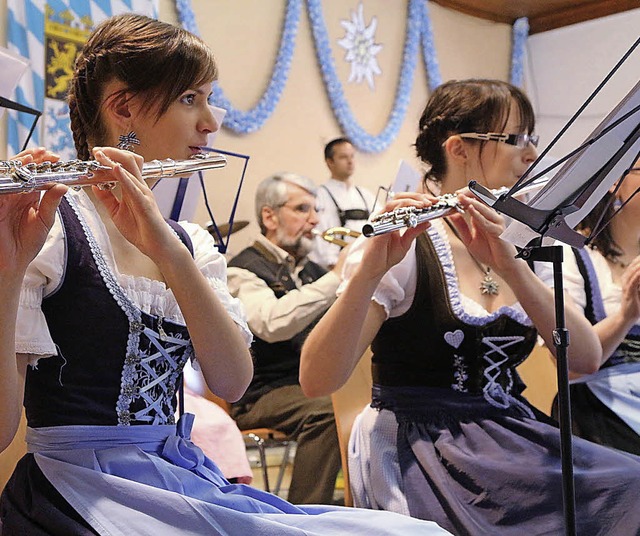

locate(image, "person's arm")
(0, 180), (66, 450)
(300, 271), (386, 397)
(537, 247), (640, 368)
(593, 256), (640, 360)
(91, 148), (252, 402)
(450, 194), (603, 374)
(301, 193), (433, 396)
(0, 277), (30, 452)
(227, 266), (340, 343)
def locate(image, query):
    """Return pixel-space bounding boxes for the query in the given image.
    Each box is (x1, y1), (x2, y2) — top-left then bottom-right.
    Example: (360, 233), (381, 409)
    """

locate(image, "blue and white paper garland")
(182, 1), (529, 153)
(178, 0), (302, 135)
(510, 17), (529, 88)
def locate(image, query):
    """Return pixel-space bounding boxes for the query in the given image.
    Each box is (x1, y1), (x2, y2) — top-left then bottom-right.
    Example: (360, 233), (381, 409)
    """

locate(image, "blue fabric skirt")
(369, 385), (640, 536)
(1, 413), (449, 536)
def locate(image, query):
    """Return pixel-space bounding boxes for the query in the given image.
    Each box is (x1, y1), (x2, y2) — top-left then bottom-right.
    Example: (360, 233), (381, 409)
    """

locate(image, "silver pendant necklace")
(480, 268), (500, 295)
(444, 218), (500, 296)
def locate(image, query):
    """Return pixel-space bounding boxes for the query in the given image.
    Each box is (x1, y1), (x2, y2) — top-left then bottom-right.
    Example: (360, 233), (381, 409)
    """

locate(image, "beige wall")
(162, 0), (511, 253)
(0, 0), (511, 253)
(0, 0), (522, 491)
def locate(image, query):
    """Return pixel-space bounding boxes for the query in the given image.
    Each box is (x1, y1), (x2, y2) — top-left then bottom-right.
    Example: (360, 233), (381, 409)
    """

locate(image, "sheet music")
(528, 80), (640, 219)
(392, 160), (421, 193)
(0, 46), (29, 118)
(502, 80), (640, 247)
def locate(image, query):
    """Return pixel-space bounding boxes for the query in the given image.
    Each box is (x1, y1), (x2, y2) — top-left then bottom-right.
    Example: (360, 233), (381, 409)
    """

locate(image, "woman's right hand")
(0, 185), (67, 276)
(358, 192), (434, 280)
(0, 151), (67, 276)
(90, 147), (181, 263)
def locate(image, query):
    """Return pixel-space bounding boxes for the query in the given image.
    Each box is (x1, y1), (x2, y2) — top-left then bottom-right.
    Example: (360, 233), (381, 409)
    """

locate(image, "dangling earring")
(613, 196), (623, 211)
(117, 131), (141, 152)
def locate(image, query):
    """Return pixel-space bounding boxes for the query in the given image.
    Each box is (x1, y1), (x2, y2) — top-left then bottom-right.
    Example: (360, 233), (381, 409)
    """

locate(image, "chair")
(516, 344), (558, 416)
(330, 349), (373, 507)
(240, 427), (294, 495)
(203, 389), (294, 495)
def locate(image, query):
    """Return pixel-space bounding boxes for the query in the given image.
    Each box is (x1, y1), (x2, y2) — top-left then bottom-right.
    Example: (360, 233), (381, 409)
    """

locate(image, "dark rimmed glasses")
(459, 132), (540, 149)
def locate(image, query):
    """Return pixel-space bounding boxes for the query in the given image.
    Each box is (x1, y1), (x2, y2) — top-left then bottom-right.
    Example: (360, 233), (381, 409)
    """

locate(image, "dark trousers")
(232, 384), (341, 505)
(551, 382), (640, 456)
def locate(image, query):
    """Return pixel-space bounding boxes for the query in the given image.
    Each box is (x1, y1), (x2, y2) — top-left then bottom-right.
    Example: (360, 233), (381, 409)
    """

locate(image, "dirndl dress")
(347, 228), (640, 536)
(0, 191), (449, 536)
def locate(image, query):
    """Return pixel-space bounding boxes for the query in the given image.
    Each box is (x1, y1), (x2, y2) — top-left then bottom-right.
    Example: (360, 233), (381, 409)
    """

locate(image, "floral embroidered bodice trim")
(66, 194), (192, 426)
(428, 224), (534, 414)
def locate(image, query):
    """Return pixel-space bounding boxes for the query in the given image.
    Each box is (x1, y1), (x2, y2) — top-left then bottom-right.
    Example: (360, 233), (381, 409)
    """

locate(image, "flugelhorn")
(0, 152), (226, 195)
(312, 226), (361, 247)
(362, 176), (549, 238)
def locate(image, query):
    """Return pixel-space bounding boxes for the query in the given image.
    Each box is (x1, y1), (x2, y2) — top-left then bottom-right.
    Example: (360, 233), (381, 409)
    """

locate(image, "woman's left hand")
(90, 147), (179, 261)
(447, 191), (518, 277)
(619, 256), (640, 322)
(359, 192), (434, 279)
(12, 147), (60, 166)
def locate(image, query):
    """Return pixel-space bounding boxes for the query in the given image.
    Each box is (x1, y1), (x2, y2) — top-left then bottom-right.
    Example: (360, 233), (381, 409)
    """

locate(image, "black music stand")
(0, 96), (42, 152)
(469, 39), (640, 536)
(198, 147), (250, 254)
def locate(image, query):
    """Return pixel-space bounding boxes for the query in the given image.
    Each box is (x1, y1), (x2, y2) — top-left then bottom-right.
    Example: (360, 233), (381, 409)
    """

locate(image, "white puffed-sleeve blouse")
(16, 189), (251, 362)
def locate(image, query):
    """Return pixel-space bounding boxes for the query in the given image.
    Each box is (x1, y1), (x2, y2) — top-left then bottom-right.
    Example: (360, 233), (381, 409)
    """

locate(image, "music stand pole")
(520, 244), (576, 536)
(0, 96), (42, 151)
(467, 40), (640, 536)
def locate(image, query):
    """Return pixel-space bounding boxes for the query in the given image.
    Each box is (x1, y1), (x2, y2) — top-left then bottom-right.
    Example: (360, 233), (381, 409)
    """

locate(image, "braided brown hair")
(415, 79), (535, 185)
(67, 14), (217, 160)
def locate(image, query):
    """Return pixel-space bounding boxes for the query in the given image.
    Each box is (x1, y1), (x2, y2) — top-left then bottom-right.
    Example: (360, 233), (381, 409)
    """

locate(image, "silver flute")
(0, 152), (226, 195)
(362, 176), (549, 237)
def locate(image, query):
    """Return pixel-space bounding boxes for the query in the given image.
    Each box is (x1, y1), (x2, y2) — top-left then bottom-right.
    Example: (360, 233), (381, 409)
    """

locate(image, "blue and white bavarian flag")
(7, 0), (158, 159)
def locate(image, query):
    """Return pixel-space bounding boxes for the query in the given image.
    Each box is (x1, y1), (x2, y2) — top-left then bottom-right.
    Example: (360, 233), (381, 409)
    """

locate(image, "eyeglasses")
(279, 202), (323, 216)
(459, 132), (540, 149)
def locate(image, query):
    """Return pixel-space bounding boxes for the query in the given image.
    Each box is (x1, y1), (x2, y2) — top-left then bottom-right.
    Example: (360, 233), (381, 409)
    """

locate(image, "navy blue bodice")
(25, 195), (194, 427)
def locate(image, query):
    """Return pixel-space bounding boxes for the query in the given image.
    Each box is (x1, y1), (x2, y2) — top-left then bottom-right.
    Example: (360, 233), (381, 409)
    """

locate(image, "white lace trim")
(119, 274), (182, 323)
(19, 285), (44, 309)
(428, 223), (532, 327)
(18, 347), (57, 369)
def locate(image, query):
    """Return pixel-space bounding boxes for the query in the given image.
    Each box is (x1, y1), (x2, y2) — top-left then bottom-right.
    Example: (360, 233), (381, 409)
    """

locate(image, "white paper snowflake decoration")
(337, 2), (383, 90)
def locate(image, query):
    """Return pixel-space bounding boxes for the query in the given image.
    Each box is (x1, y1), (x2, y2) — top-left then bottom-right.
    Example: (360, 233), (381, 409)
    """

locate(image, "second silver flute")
(362, 194), (461, 237)
(0, 152), (226, 195)
(362, 177), (549, 238)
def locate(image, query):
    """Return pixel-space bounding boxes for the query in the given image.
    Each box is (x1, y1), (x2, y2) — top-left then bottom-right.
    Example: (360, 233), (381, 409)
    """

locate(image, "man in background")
(309, 137), (376, 269)
(227, 173), (344, 504)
